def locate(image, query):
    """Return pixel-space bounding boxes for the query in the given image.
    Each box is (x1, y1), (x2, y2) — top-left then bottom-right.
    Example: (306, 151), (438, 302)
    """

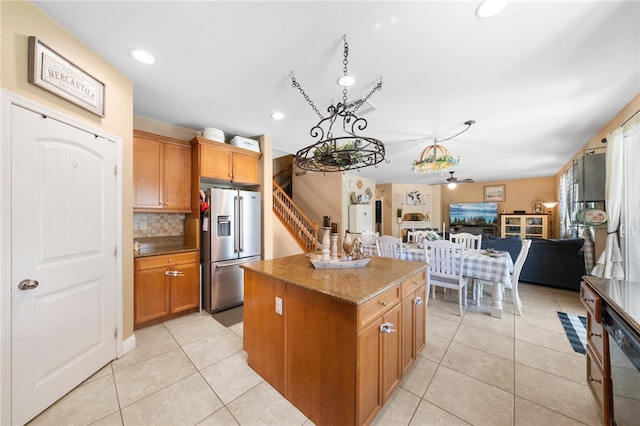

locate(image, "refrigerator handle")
(238, 195), (244, 253)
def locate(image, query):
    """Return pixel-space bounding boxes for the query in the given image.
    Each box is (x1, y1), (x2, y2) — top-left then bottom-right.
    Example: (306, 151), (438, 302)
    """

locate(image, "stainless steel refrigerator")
(202, 187), (261, 313)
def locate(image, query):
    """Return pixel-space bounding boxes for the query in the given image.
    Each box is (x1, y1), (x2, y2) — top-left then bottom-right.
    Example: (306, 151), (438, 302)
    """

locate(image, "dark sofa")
(481, 234), (586, 291)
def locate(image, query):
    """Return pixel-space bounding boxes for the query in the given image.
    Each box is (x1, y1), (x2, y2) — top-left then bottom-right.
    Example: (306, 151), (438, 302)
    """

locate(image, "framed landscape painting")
(484, 184), (505, 202)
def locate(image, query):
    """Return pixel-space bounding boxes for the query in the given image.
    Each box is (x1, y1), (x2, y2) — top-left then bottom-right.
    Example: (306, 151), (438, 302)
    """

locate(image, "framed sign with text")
(28, 36), (105, 117)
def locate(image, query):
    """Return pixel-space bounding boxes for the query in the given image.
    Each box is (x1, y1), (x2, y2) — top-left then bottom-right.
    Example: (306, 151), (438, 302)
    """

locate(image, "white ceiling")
(33, 1), (640, 185)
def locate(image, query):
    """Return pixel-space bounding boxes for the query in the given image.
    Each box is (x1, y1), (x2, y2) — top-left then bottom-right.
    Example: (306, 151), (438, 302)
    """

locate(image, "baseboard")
(121, 334), (136, 357)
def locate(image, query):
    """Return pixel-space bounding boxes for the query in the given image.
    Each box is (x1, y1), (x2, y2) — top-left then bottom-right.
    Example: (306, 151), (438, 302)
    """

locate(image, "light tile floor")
(28, 283), (602, 426)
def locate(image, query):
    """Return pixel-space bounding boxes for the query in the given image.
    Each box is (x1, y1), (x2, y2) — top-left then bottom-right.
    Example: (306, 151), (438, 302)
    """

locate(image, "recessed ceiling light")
(129, 49), (155, 64)
(475, 0), (509, 19)
(271, 111), (285, 120)
(337, 75), (355, 87)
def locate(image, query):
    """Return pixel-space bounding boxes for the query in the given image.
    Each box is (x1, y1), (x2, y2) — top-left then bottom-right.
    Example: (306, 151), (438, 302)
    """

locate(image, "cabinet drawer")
(401, 272), (426, 299)
(586, 345), (606, 412)
(586, 314), (606, 367)
(135, 251), (199, 271)
(357, 285), (400, 330)
(580, 282), (602, 321)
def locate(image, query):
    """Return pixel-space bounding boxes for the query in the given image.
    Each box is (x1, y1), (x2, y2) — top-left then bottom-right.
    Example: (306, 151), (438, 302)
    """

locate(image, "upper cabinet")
(191, 137), (261, 185)
(133, 130), (192, 212)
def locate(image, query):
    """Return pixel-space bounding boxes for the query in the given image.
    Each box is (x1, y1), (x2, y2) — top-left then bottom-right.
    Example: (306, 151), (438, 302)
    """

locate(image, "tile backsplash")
(133, 213), (185, 238)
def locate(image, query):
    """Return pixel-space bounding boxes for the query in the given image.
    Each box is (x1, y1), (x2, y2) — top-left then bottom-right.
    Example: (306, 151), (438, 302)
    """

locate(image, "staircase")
(273, 160), (318, 253)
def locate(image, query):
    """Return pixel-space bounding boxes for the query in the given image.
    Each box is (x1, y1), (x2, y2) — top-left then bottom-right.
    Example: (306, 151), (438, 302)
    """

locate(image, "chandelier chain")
(352, 78), (383, 114)
(290, 72), (324, 119)
(342, 35), (349, 105)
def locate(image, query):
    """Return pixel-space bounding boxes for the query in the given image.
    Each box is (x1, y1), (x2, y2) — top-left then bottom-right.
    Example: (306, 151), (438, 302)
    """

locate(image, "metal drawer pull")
(590, 332), (602, 338)
(164, 270), (184, 277)
(414, 296), (423, 305)
(18, 279), (39, 290)
(582, 296), (594, 303)
(380, 301), (387, 307)
(380, 322), (396, 333)
(588, 376), (602, 384)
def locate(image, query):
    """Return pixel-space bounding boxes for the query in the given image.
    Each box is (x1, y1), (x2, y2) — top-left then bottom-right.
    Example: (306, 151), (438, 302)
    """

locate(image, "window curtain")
(559, 167), (575, 238)
(592, 127), (624, 278)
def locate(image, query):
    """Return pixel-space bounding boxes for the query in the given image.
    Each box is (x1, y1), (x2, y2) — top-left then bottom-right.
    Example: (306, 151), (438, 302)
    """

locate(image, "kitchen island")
(241, 254), (427, 426)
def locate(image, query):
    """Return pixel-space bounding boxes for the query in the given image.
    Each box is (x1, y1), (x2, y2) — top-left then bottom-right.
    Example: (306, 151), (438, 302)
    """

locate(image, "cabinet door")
(134, 267), (170, 326)
(357, 317), (382, 426)
(133, 138), (163, 209)
(170, 262), (200, 313)
(164, 143), (192, 211)
(401, 295), (415, 374)
(200, 143), (232, 181)
(414, 285), (426, 355)
(232, 152), (260, 184)
(381, 303), (402, 403)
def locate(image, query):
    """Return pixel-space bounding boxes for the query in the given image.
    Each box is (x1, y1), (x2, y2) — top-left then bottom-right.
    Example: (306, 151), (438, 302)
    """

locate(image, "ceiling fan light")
(447, 182), (457, 189)
(337, 75), (355, 87)
(476, 0), (509, 19)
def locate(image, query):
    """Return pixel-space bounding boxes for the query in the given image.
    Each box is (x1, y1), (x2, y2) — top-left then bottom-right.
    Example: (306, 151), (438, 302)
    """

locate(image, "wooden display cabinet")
(133, 130), (192, 212)
(500, 214), (548, 239)
(134, 251), (200, 328)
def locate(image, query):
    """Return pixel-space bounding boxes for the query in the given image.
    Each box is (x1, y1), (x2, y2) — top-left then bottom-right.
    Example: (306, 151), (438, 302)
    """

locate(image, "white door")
(11, 105), (117, 425)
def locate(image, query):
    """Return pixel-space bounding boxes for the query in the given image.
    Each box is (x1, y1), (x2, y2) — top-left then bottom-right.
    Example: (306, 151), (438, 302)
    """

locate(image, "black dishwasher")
(604, 306), (640, 425)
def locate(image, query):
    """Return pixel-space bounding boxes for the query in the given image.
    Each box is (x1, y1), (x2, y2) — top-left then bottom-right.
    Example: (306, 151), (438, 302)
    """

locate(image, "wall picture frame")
(28, 36), (105, 117)
(484, 184), (506, 202)
(406, 190), (423, 206)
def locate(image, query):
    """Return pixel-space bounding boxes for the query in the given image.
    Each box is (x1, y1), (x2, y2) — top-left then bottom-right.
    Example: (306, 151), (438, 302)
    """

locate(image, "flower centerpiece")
(425, 230), (440, 241)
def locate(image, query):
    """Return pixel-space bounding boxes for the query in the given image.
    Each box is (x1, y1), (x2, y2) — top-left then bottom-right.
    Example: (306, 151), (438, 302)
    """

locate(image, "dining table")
(362, 243), (514, 318)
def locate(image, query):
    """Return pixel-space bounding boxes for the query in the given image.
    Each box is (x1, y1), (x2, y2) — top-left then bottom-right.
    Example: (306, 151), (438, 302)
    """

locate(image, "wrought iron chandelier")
(412, 120), (475, 173)
(291, 35), (386, 172)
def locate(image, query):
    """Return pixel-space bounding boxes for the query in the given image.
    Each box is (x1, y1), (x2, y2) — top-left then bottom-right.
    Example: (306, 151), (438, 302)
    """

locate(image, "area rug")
(211, 305), (243, 327)
(557, 311), (587, 354)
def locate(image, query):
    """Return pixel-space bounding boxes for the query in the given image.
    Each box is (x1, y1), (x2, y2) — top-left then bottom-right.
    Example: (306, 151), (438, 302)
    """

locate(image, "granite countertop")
(583, 275), (640, 333)
(240, 254), (427, 306)
(133, 236), (198, 258)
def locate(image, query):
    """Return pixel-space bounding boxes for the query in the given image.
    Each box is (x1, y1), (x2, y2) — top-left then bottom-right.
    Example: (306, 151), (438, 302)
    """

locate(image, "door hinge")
(114, 246), (118, 257)
(114, 327), (118, 338)
(114, 164), (118, 175)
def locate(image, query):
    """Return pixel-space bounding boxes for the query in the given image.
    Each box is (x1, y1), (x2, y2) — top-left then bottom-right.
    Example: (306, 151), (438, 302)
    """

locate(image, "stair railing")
(272, 179), (318, 253)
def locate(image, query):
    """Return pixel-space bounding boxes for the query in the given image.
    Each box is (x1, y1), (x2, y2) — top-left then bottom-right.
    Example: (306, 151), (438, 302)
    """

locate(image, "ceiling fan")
(443, 171), (474, 188)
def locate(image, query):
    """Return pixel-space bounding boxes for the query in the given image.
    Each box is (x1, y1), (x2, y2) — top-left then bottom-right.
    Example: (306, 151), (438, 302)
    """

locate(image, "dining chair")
(473, 239), (532, 316)
(449, 232), (482, 250)
(424, 239), (468, 316)
(360, 230), (377, 246)
(412, 230), (428, 243)
(376, 235), (404, 259)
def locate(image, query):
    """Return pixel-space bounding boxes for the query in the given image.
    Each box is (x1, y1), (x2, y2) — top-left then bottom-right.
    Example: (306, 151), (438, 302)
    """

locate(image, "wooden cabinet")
(133, 130), (192, 212)
(243, 263), (426, 426)
(401, 272), (426, 375)
(501, 214), (548, 239)
(191, 137), (261, 185)
(580, 281), (611, 423)
(134, 251), (200, 328)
